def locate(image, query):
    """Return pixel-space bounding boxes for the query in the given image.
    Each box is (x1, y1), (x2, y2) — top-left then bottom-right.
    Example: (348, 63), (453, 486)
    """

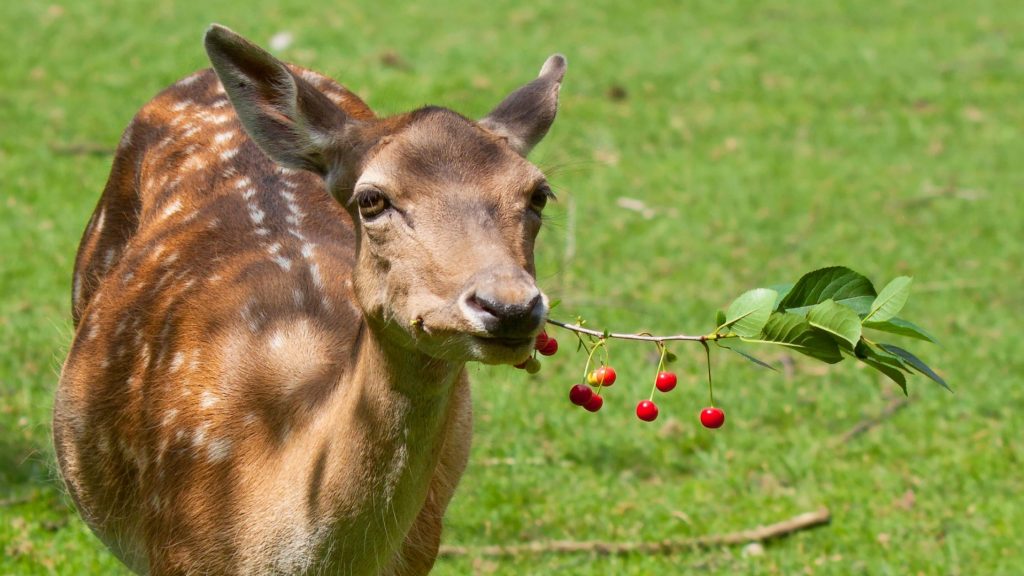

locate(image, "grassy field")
(2, 0), (1022, 574)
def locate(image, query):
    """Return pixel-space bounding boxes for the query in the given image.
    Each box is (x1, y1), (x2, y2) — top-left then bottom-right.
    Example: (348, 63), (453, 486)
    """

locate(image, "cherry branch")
(439, 507), (831, 557)
(546, 318), (728, 343)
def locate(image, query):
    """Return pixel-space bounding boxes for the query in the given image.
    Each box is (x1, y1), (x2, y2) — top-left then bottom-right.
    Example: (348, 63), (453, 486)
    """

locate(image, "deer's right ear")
(204, 24), (354, 176)
(479, 54), (567, 157)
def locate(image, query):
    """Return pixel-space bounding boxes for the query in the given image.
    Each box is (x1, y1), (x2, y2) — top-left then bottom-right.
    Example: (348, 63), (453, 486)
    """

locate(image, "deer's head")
(205, 25), (564, 365)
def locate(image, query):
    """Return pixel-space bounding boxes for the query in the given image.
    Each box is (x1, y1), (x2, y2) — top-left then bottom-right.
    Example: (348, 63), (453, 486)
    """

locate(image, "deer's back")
(55, 68), (373, 572)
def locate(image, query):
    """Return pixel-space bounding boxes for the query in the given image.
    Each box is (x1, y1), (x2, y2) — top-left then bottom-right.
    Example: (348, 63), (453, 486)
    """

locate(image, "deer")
(53, 24), (565, 575)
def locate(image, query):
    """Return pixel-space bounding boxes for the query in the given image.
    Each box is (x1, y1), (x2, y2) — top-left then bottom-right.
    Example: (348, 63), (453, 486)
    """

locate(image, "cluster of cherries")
(518, 330), (726, 429)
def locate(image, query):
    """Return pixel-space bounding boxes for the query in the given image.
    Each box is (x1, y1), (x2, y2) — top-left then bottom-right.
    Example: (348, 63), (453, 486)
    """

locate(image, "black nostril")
(469, 290), (545, 336)
(473, 292), (541, 321)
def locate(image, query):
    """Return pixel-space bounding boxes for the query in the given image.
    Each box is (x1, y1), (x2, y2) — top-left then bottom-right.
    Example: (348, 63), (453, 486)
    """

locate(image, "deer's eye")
(356, 189), (390, 220)
(530, 186), (553, 214)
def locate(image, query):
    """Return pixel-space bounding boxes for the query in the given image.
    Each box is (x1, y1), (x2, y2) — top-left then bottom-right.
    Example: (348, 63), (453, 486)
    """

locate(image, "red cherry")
(655, 371), (677, 392)
(583, 394), (603, 412)
(569, 384), (593, 406)
(636, 400), (659, 422)
(593, 366), (616, 386)
(538, 337), (558, 356)
(535, 331), (550, 350)
(700, 407), (725, 429)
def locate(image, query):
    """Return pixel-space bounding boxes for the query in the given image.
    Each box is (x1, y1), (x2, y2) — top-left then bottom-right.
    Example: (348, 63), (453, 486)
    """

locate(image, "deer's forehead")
(359, 109), (543, 199)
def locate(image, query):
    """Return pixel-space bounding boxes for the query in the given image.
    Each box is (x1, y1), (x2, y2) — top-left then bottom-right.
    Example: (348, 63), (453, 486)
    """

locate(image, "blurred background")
(1, 0), (1021, 573)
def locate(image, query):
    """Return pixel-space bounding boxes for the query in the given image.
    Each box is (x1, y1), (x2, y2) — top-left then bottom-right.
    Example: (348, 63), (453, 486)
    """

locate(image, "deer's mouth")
(474, 335), (534, 348)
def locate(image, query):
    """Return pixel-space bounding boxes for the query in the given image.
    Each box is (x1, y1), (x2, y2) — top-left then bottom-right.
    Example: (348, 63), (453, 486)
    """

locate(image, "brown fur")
(55, 25), (564, 575)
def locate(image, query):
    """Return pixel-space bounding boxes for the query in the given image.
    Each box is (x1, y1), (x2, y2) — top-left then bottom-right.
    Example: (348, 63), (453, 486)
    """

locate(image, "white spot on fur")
(160, 199), (182, 220)
(170, 352), (185, 372)
(269, 331), (285, 350)
(301, 244), (315, 259)
(249, 206), (265, 224)
(192, 424), (209, 448)
(177, 73), (201, 86)
(255, 228), (270, 236)
(170, 100), (194, 112)
(102, 248), (117, 270)
(207, 438), (232, 463)
(200, 391), (219, 409)
(309, 263), (324, 290)
(235, 177), (252, 189)
(220, 147), (239, 161)
(273, 256), (292, 271)
(92, 208), (106, 236)
(162, 409), (179, 426)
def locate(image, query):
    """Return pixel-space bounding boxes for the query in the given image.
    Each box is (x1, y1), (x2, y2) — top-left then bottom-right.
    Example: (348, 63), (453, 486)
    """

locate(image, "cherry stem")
(648, 342), (668, 401)
(581, 338), (607, 392)
(546, 318), (729, 343)
(701, 340), (715, 406)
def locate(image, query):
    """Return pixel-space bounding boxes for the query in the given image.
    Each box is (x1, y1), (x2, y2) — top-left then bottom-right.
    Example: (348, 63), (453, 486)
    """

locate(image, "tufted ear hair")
(203, 24), (357, 176)
(479, 54), (567, 156)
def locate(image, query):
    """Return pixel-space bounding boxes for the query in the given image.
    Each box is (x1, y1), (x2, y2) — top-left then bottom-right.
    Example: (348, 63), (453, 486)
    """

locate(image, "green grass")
(2, 0), (1022, 573)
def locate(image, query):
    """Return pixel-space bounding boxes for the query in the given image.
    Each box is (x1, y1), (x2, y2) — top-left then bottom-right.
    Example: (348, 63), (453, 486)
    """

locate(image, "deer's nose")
(461, 268), (547, 337)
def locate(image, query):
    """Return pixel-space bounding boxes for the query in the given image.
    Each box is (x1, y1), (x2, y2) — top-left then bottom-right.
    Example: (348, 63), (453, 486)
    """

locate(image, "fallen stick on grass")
(438, 507), (831, 557)
(837, 396), (910, 445)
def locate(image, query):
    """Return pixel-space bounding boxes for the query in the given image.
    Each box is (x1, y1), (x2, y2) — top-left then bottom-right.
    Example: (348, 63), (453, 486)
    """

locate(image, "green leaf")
(778, 266), (877, 315)
(879, 344), (951, 392)
(806, 299), (863, 349)
(854, 341), (911, 395)
(715, 309), (726, 329)
(863, 317), (938, 343)
(864, 276), (913, 323)
(664, 351), (678, 364)
(741, 312), (842, 364)
(724, 288), (778, 338)
(718, 343), (778, 371)
(862, 358), (909, 395)
(548, 299), (562, 310)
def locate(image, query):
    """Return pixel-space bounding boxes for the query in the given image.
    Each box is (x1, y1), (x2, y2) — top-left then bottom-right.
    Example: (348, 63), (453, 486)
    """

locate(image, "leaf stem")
(547, 318), (726, 343)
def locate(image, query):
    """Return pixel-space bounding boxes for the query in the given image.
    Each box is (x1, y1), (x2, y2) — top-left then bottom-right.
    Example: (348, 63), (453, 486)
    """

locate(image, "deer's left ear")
(204, 24), (359, 176)
(479, 54), (567, 157)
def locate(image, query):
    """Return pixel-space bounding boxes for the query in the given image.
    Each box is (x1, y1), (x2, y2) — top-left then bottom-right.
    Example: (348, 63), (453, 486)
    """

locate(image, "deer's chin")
(411, 327), (535, 365)
(467, 335), (536, 365)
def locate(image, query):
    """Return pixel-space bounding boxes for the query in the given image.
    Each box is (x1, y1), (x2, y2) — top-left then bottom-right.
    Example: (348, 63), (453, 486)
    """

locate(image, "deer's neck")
(307, 321), (464, 562)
